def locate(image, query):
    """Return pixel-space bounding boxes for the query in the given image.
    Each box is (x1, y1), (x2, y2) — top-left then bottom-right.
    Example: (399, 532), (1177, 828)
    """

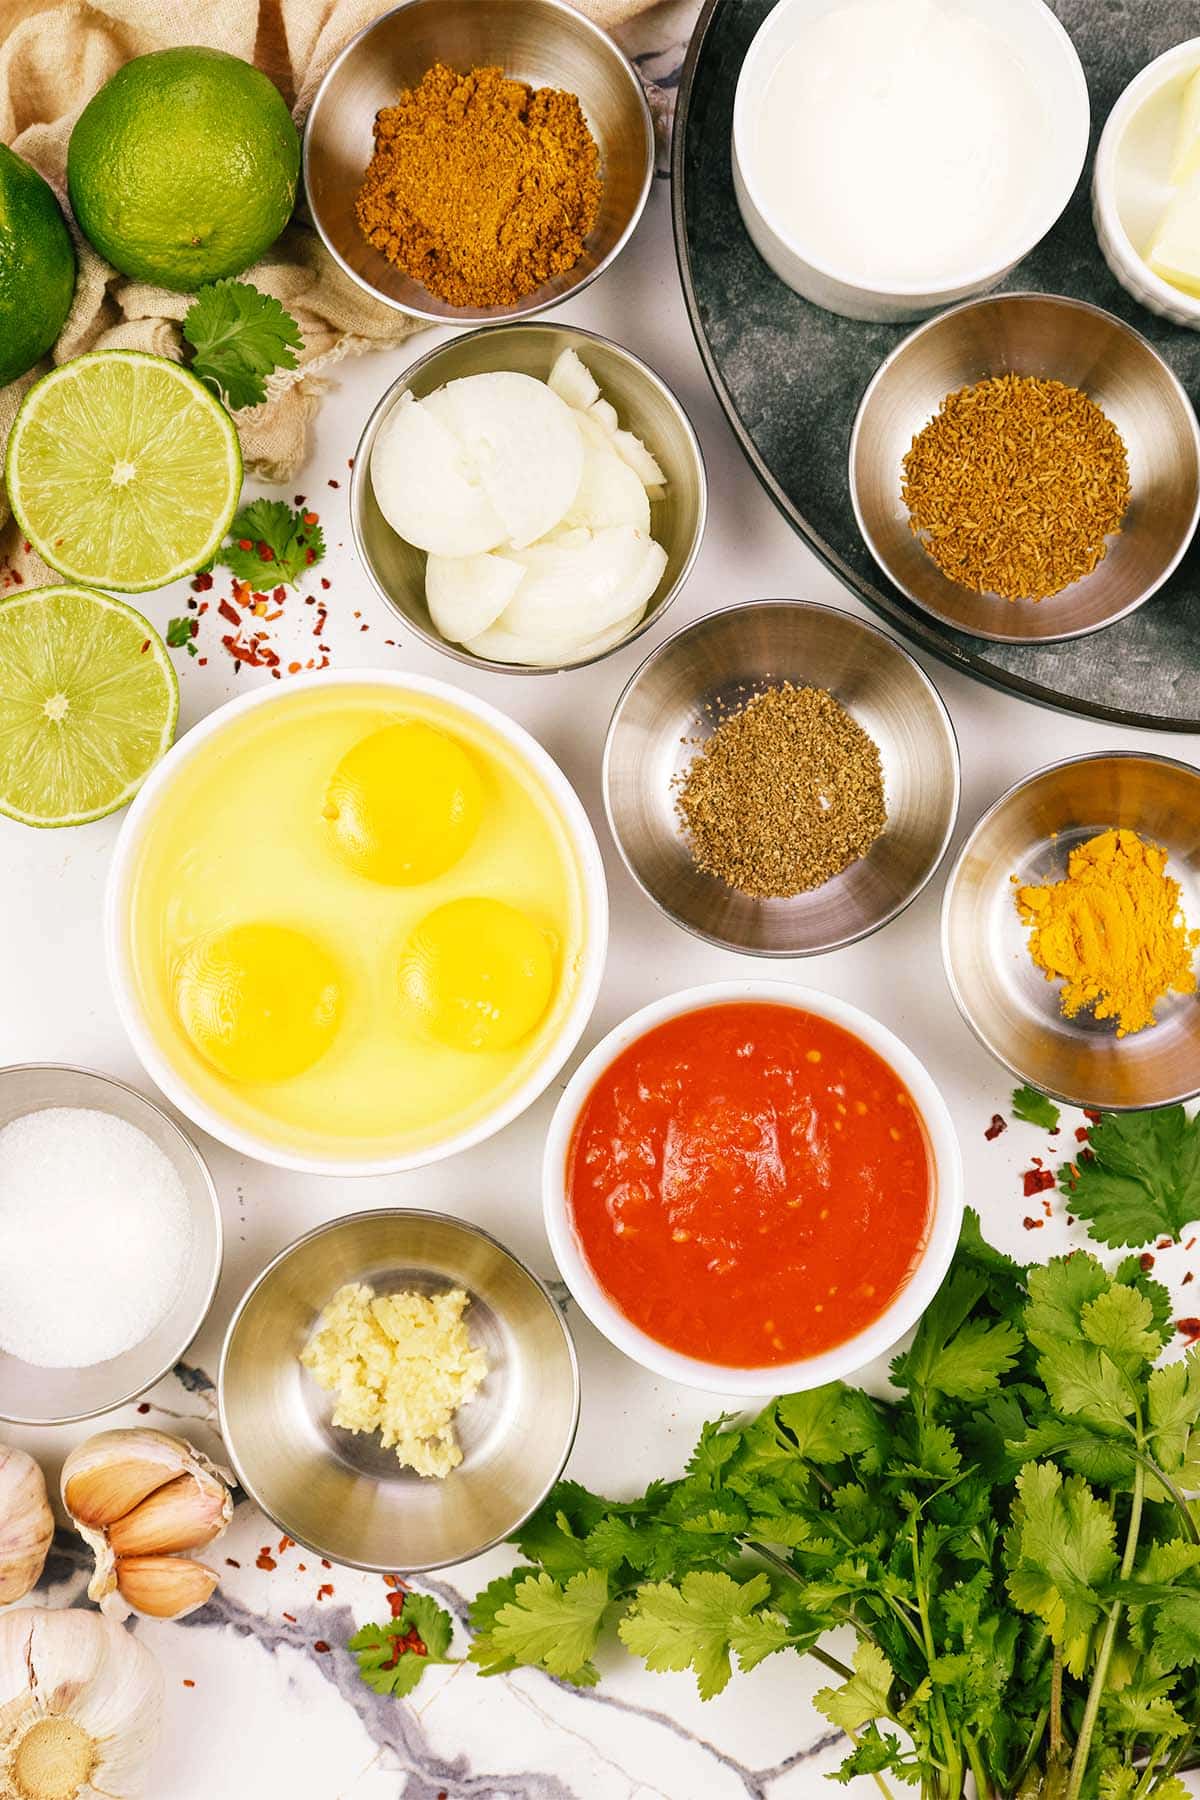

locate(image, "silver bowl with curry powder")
(302, 0), (654, 325)
(218, 1210), (579, 1572)
(603, 600), (961, 957)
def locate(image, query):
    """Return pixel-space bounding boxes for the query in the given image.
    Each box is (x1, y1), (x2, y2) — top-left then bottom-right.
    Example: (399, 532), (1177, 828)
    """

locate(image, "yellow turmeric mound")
(1015, 827), (1199, 1038)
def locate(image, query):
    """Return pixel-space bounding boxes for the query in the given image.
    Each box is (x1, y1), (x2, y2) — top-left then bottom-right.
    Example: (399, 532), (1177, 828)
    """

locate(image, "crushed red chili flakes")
(1140, 1253), (1156, 1272)
(1188, 1237), (1198, 1251)
(322, 1559), (333, 1570)
(1184, 1272), (1195, 1287)
(1074, 1126), (1091, 1143)
(226, 1558), (241, 1568)
(182, 1679), (195, 1688)
(1023, 1216), (1045, 1230)
(136, 1401), (151, 1414)
(313, 1641), (331, 1654)
(282, 1612), (297, 1624)
(1022, 1167), (1055, 1198)
(278, 1536), (294, 1553)
(1084, 1108), (1102, 1122)
(1157, 1236), (1174, 1250)
(984, 1114), (1007, 1141)
(1177, 1318), (1200, 1344)
(256, 1552), (277, 1572)
(317, 1583), (334, 1601)
(191, 571), (214, 592)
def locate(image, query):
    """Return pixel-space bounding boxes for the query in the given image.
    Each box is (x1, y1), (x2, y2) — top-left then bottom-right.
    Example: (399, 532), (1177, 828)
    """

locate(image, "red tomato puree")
(566, 1002), (932, 1366)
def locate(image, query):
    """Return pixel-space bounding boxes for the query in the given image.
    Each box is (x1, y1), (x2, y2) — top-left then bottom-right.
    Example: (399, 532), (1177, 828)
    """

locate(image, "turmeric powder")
(1015, 827), (1199, 1038)
(354, 63), (602, 309)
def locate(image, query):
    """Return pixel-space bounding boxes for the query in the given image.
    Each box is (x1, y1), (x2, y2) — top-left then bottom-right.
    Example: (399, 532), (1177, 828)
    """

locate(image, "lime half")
(5, 350), (242, 593)
(0, 585), (178, 827)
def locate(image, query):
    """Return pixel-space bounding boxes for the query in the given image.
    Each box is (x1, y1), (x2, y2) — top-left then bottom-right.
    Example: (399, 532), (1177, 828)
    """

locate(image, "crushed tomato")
(566, 1002), (932, 1367)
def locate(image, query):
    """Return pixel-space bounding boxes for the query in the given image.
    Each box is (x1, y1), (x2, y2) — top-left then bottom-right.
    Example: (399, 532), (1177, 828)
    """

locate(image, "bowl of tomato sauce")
(544, 983), (962, 1393)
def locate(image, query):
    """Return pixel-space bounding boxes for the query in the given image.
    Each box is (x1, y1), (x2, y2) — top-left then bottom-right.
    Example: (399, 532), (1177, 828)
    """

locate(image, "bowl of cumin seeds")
(603, 599), (960, 956)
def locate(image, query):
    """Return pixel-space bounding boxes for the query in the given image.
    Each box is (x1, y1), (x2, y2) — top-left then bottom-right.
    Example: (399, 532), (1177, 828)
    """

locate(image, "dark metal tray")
(672, 0), (1200, 730)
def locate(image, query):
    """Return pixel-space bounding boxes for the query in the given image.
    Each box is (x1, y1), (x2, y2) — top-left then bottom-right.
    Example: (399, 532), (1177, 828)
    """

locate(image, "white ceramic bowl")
(106, 670), (608, 1176)
(543, 982), (963, 1395)
(732, 0), (1090, 323)
(1094, 37), (1200, 331)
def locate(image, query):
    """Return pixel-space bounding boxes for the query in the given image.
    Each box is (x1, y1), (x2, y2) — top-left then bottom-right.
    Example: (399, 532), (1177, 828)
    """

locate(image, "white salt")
(0, 1106), (194, 1368)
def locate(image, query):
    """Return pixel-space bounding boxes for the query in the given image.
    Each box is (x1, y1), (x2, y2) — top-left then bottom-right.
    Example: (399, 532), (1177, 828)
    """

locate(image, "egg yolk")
(175, 923), (344, 1083)
(322, 721), (482, 885)
(398, 897), (556, 1053)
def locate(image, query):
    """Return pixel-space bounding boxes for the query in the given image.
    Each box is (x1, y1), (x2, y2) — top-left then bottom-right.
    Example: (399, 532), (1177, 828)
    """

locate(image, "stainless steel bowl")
(603, 600), (961, 956)
(850, 292), (1200, 644)
(351, 322), (707, 674)
(303, 0), (654, 324)
(0, 1065), (222, 1426)
(942, 753), (1200, 1109)
(218, 1211), (579, 1572)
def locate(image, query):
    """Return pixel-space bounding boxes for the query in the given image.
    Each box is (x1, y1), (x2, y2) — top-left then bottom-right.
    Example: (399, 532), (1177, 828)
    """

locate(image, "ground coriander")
(674, 682), (886, 898)
(901, 373), (1131, 602)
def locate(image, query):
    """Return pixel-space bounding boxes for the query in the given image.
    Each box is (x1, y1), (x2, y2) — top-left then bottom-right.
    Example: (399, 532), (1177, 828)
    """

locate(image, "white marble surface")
(3, 8), (1200, 1797)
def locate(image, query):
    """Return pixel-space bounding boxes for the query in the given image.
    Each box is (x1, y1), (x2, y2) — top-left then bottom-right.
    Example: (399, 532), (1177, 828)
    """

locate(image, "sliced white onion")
(612, 427), (668, 488)
(588, 397), (619, 435)
(423, 373), (584, 550)
(561, 441), (652, 533)
(503, 526), (667, 644)
(548, 348), (600, 412)
(370, 393), (507, 557)
(426, 551), (524, 643)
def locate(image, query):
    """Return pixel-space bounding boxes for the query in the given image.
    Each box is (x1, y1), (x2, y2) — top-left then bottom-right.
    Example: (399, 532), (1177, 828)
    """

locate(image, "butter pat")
(300, 1282), (488, 1478)
(1148, 167), (1200, 299)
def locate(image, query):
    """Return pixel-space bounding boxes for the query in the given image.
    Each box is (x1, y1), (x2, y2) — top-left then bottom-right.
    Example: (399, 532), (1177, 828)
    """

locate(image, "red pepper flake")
(383, 1572), (408, 1590)
(1084, 1108), (1102, 1122)
(226, 1558), (241, 1568)
(191, 571), (214, 592)
(1188, 1237), (1197, 1251)
(1022, 1216), (1045, 1230)
(313, 1641), (331, 1654)
(294, 494), (306, 506)
(1080, 1146), (1095, 1162)
(1178, 1317), (1200, 1344)
(183, 1679), (195, 1688)
(1158, 1236), (1174, 1250)
(984, 1114), (1007, 1141)
(287, 661), (301, 674)
(256, 1553), (277, 1572)
(282, 1612), (297, 1624)
(1042, 1197), (1053, 1217)
(136, 1401), (151, 1414)
(317, 1583), (334, 1601)
(198, 657), (208, 667)
(1140, 1253), (1156, 1272)
(297, 1562), (307, 1572)
(1185, 1272), (1195, 1286)
(1074, 1126), (1091, 1143)
(347, 457), (354, 469)
(1022, 1167), (1055, 1198)
(303, 511), (319, 526)
(305, 546), (316, 564)
(257, 541), (275, 563)
(320, 576), (331, 590)
(140, 639), (150, 654)
(327, 478), (340, 489)
(278, 1535), (294, 1553)
(272, 585), (287, 604)
(237, 537), (253, 551)
(218, 598), (242, 626)
(321, 1558), (332, 1570)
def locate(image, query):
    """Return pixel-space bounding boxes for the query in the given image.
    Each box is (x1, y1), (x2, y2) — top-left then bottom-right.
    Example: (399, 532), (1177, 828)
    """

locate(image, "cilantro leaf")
(183, 279), (302, 410)
(893, 1265), (1021, 1402)
(1012, 1084), (1061, 1130)
(348, 1593), (456, 1698)
(618, 1571), (790, 1698)
(1059, 1107), (1200, 1249)
(471, 1569), (608, 1685)
(1148, 1351), (1200, 1473)
(1004, 1464), (1116, 1672)
(775, 1388), (849, 1462)
(813, 1641), (896, 1731)
(214, 498), (324, 588)
(166, 614), (198, 656)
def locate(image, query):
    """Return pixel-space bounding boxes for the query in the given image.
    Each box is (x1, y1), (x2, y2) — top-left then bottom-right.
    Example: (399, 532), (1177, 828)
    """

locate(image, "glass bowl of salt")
(0, 1065), (222, 1425)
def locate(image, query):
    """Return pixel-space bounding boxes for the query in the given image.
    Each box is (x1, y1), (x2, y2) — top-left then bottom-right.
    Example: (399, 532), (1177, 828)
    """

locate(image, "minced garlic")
(300, 1283), (488, 1478)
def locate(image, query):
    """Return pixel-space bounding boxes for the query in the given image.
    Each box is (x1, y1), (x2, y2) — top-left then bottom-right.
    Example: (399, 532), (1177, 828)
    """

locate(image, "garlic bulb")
(0, 1608), (160, 1799)
(62, 1428), (232, 1623)
(0, 1445), (53, 1605)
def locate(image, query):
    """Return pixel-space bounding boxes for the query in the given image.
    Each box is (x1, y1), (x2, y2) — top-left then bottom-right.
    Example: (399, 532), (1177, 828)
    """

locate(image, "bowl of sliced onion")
(349, 321), (707, 674)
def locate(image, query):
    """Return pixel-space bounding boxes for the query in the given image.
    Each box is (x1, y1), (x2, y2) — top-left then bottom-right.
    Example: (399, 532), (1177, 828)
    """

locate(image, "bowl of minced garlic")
(942, 751), (1200, 1110)
(303, 0), (654, 322)
(218, 1210), (579, 1571)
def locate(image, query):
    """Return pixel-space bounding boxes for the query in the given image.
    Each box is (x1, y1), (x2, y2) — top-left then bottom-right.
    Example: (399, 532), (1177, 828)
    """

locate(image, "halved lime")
(0, 585), (178, 827)
(5, 350), (242, 593)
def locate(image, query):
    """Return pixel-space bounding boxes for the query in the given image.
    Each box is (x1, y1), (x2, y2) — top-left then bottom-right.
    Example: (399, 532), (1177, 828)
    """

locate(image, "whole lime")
(67, 47), (300, 291)
(0, 146), (76, 388)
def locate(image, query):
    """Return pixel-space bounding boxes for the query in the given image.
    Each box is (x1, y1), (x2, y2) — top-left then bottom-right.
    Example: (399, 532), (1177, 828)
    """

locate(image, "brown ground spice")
(674, 683), (887, 899)
(355, 63), (602, 309)
(901, 374), (1131, 603)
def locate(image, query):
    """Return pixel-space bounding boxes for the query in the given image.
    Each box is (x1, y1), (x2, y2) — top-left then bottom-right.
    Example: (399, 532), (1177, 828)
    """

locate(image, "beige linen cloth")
(0, 0), (670, 584)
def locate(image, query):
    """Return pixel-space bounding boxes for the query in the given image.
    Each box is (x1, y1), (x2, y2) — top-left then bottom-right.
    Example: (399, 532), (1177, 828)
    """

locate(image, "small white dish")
(1094, 37), (1200, 331)
(543, 981), (963, 1396)
(106, 670), (608, 1177)
(732, 0), (1090, 323)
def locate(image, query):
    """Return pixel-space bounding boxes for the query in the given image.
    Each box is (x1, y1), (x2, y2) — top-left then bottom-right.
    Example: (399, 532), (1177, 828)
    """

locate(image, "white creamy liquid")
(751, 0), (1053, 288)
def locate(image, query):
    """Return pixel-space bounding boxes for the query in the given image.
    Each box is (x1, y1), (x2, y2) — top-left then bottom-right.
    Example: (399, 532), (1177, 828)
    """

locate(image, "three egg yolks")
(172, 723), (555, 1083)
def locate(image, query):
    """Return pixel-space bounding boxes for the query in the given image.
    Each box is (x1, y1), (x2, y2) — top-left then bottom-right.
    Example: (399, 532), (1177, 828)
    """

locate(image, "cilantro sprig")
(462, 1215), (1200, 1800)
(211, 498), (324, 588)
(183, 279), (302, 411)
(1059, 1107), (1200, 1249)
(1012, 1083), (1062, 1131)
(348, 1594), (456, 1698)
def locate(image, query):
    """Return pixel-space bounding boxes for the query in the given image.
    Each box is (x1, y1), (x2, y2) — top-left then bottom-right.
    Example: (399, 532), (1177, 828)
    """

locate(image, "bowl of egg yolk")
(105, 672), (607, 1173)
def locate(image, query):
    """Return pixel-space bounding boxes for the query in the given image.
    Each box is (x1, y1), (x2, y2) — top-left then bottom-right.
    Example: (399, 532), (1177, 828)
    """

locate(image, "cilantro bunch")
(451, 1214), (1200, 1800)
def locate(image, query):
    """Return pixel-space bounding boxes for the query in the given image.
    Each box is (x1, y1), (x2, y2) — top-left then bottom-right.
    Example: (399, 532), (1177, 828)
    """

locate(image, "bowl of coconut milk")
(732, 0), (1090, 322)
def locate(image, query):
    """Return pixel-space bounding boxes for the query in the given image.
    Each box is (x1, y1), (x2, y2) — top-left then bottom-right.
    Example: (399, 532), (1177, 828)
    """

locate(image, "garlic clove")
(113, 1554), (219, 1620)
(0, 1607), (162, 1798)
(105, 1471), (228, 1558)
(0, 1443), (54, 1605)
(62, 1437), (182, 1528)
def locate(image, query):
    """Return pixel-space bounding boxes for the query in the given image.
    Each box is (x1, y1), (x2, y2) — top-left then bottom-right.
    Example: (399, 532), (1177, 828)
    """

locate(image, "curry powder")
(1015, 827), (1199, 1037)
(354, 63), (602, 309)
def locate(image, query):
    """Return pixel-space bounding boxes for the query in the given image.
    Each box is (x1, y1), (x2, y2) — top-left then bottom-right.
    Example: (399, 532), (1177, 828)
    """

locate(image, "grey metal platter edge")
(671, 0), (1200, 732)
